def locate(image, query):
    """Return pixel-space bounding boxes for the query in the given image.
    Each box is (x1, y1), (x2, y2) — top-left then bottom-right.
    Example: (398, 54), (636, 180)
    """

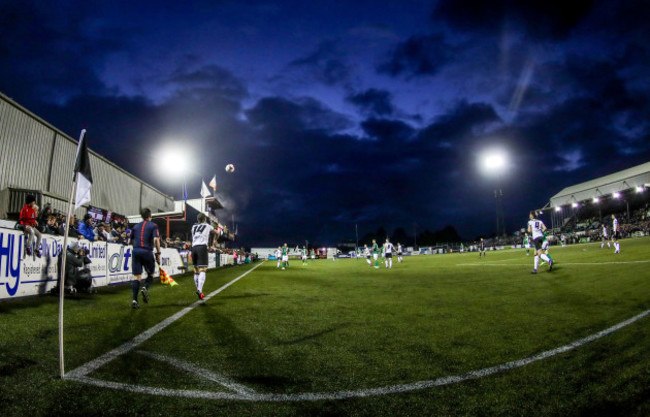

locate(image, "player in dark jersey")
(479, 238), (486, 258)
(128, 208), (161, 309)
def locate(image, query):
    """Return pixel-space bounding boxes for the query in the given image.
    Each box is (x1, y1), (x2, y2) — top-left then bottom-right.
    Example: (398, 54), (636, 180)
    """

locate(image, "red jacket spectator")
(20, 198), (38, 227)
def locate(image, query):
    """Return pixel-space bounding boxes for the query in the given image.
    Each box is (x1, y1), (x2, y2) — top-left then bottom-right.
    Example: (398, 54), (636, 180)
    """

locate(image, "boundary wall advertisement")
(0, 227), (184, 300)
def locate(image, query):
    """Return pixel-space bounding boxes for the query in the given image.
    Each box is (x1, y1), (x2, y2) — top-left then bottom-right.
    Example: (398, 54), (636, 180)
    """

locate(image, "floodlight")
(571, 202), (579, 208)
(636, 186), (644, 193)
(555, 206), (562, 212)
(479, 150), (508, 176)
(613, 192), (621, 199)
(158, 146), (189, 177)
(593, 197), (599, 203)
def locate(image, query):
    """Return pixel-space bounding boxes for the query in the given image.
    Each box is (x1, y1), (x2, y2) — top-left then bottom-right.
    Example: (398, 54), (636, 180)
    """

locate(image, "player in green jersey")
(371, 239), (380, 268)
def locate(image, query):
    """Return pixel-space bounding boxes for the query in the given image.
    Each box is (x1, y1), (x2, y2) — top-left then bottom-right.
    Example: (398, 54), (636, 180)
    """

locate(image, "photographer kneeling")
(54, 242), (93, 294)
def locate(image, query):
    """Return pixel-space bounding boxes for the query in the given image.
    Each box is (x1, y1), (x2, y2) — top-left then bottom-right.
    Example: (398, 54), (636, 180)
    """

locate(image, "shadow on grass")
(275, 324), (350, 346)
(198, 304), (309, 392)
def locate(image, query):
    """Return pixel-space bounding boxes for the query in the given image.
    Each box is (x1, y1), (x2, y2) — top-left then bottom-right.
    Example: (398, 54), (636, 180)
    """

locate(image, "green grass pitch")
(1, 238), (650, 416)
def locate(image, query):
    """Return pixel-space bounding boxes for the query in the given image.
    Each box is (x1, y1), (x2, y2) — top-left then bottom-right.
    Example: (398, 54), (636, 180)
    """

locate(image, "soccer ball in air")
(225, 164), (235, 173)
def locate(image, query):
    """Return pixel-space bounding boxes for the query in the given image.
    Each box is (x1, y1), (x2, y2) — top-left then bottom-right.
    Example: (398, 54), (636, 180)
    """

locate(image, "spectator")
(38, 204), (53, 233)
(113, 225), (127, 244)
(43, 215), (60, 235)
(78, 214), (96, 241)
(96, 223), (112, 242)
(18, 195), (42, 257)
(59, 215), (82, 238)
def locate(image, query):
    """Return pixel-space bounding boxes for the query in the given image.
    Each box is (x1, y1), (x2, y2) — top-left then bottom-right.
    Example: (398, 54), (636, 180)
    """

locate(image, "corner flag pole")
(58, 129), (88, 379)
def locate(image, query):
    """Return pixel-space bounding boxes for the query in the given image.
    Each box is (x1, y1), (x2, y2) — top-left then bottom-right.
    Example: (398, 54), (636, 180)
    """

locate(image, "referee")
(128, 208), (161, 309)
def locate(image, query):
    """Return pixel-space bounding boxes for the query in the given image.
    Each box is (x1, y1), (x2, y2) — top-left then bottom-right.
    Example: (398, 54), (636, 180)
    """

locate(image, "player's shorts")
(533, 237), (544, 251)
(132, 248), (155, 276)
(612, 231), (620, 240)
(302, 255), (307, 260)
(602, 235), (608, 240)
(542, 240), (549, 250)
(373, 253), (378, 260)
(191, 245), (209, 268)
(311, 255), (315, 259)
(282, 255), (289, 262)
(397, 251), (403, 256)
(385, 252), (392, 258)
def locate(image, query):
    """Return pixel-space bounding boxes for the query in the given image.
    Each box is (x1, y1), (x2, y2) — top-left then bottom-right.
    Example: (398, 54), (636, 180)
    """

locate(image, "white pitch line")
(65, 261), (265, 379)
(66, 307), (650, 402)
(457, 259), (650, 267)
(136, 350), (256, 396)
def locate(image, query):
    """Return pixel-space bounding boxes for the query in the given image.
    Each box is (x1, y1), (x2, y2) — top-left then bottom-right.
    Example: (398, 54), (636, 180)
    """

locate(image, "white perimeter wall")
(0, 226), (187, 300)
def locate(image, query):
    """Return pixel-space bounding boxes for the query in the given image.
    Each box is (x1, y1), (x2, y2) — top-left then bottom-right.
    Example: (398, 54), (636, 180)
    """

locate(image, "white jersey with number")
(191, 223), (214, 246)
(384, 242), (395, 254)
(602, 226), (608, 238)
(527, 219), (545, 240)
(612, 218), (618, 233)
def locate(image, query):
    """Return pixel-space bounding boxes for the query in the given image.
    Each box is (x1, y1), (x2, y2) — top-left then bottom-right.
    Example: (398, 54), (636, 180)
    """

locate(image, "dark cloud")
(433, 0), (596, 40)
(288, 40), (352, 86)
(361, 118), (415, 143)
(246, 96), (353, 135)
(165, 65), (249, 100)
(377, 34), (453, 78)
(416, 101), (502, 147)
(346, 89), (394, 116)
(0, 1), (124, 108)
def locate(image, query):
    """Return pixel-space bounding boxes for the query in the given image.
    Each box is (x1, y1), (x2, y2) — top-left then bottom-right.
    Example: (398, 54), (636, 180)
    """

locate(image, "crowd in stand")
(16, 196), (132, 256)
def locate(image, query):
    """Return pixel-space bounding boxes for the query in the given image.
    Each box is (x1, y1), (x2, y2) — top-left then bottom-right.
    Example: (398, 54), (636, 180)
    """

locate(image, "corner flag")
(74, 130), (92, 209)
(209, 175), (217, 192)
(201, 180), (211, 198)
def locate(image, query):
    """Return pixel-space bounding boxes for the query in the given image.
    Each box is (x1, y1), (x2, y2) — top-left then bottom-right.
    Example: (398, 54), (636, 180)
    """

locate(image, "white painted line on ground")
(66, 306), (650, 402)
(136, 350), (256, 396)
(65, 262), (265, 379)
(457, 259), (650, 267)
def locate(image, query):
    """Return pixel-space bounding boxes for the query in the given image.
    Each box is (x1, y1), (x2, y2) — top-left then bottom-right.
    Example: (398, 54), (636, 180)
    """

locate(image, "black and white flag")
(74, 130), (93, 209)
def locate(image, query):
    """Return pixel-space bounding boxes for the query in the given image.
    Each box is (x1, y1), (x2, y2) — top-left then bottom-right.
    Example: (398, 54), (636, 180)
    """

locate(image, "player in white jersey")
(275, 247), (282, 268)
(191, 213), (216, 300)
(383, 238), (395, 268)
(527, 211), (553, 274)
(396, 242), (404, 263)
(601, 225), (610, 248)
(611, 214), (621, 253)
(363, 244), (371, 265)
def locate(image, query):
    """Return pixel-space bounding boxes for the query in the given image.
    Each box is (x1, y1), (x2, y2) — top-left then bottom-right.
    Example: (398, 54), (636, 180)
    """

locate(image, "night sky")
(2, 0), (649, 246)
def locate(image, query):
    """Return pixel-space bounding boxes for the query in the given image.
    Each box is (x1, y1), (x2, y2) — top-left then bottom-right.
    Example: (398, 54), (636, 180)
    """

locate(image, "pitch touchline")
(64, 261), (650, 402)
(66, 309), (650, 401)
(65, 261), (265, 380)
(457, 260), (650, 267)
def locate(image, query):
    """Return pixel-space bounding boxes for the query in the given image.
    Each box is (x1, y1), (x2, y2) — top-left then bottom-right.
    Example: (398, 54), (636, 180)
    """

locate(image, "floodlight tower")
(159, 146), (189, 199)
(480, 150), (508, 238)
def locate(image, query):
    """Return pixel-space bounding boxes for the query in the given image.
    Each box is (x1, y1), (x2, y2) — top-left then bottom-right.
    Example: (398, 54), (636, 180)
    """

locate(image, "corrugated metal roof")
(549, 161), (650, 207)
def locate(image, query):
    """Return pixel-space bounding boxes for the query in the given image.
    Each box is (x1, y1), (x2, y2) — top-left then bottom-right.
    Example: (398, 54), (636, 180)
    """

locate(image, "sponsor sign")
(208, 252), (217, 269)
(106, 243), (132, 285)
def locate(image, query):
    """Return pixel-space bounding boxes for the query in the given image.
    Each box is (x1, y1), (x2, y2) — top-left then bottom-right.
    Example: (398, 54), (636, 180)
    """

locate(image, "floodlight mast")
(481, 151), (508, 238)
